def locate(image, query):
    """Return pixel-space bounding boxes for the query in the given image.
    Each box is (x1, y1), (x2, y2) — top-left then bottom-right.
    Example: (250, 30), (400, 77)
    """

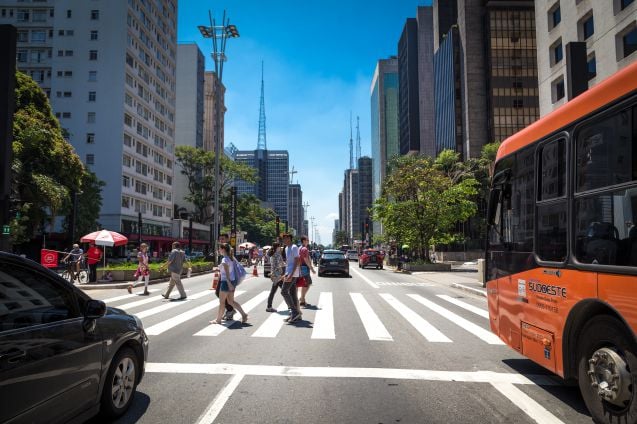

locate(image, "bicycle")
(61, 259), (89, 284)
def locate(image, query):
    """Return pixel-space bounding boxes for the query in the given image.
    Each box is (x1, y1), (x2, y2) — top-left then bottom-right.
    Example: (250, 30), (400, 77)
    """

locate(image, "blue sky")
(178, 0), (431, 244)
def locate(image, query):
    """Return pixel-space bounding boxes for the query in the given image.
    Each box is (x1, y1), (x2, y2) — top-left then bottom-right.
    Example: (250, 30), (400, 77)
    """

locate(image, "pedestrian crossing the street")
(104, 287), (500, 346)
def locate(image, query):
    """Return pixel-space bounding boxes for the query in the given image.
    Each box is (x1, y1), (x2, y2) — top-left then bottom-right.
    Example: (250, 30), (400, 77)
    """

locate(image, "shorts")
(219, 280), (235, 292)
(296, 276), (307, 288)
(301, 271), (312, 285)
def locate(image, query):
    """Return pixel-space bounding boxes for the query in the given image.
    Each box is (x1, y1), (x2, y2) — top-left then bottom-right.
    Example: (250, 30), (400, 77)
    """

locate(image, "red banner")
(41, 249), (59, 268)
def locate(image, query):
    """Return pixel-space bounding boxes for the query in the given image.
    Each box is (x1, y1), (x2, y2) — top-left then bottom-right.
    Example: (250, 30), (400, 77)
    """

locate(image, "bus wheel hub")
(587, 347), (632, 407)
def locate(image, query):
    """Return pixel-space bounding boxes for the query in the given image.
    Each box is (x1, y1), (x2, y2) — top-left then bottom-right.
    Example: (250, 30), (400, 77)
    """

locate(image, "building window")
(622, 26), (637, 58)
(122, 196), (130, 208)
(124, 114), (133, 127)
(89, 50), (98, 60)
(90, 10), (99, 20)
(580, 14), (595, 40)
(62, 112), (71, 119)
(86, 154), (95, 165)
(17, 31), (28, 42)
(66, 9), (72, 18)
(90, 30), (98, 40)
(123, 175), (130, 187)
(31, 30), (46, 42)
(88, 91), (96, 102)
(548, 3), (561, 30)
(63, 91), (72, 98)
(587, 54), (597, 80)
(17, 50), (27, 63)
(64, 70), (72, 77)
(17, 10), (29, 22)
(32, 9), (46, 22)
(513, 99), (524, 108)
(86, 133), (95, 144)
(552, 76), (565, 103)
(87, 112), (96, 123)
(621, 0), (634, 10)
(88, 70), (97, 81)
(551, 40), (563, 65)
(65, 50), (73, 56)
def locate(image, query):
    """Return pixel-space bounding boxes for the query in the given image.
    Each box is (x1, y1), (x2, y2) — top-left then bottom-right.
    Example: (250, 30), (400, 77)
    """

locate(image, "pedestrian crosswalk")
(104, 288), (501, 346)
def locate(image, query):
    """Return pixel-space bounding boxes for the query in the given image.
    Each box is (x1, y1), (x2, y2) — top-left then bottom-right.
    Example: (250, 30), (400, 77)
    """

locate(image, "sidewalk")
(389, 263), (487, 298)
(75, 268), (216, 290)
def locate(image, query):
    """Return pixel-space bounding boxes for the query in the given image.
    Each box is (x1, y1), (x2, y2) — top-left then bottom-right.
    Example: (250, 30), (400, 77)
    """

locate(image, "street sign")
(2, 225), (9, 235)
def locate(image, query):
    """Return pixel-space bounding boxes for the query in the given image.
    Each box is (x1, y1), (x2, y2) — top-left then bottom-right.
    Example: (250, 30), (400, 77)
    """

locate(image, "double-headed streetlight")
(198, 11), (239, 263)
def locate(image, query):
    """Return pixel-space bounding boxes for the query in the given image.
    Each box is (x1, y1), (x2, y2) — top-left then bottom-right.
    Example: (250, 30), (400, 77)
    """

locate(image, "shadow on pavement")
(86, 391), (151, 424)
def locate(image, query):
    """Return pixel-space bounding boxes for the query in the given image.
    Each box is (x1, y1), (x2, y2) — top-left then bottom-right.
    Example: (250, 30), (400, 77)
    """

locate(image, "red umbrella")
(81, 230), (129, 268)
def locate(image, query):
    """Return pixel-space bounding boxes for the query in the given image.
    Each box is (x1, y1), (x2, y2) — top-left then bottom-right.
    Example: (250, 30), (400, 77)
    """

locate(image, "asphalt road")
(84, 264), (591, 424)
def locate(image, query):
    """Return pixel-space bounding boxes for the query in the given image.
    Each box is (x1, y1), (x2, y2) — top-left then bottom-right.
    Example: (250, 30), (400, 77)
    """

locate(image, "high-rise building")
(340, 157), (373, 243)
(174, 43), (204, 216)
(432, 0), (539, 158)
(288, 183), (303, 236)
(370, 57), (399, 235)
(535, 0), (637, 116)
(357, 157), (373, 242)
(398, 6), (435, 157)
(1, 0), (178, 246)
(203, 71), (225, 153)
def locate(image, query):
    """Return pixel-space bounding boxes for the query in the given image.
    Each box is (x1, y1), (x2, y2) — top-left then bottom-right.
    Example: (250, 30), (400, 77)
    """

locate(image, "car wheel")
(101, 347), (139, 419)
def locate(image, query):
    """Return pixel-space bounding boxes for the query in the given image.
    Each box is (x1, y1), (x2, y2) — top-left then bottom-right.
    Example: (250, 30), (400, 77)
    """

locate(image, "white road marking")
(144, 291), (246, 336)
(194, 291), (269, 336)
(252, 301), (289, 338)
(377, 282), (435, 287)
(491, 382), (565, 424)
(349, 267), (379, 288)
(349, 293), (393, 341)
(145, 362), (559, 386)
(102, 289), (159, 303)
(312, 292), (335, 339)
(407, 295), (503, 345)
(195, 374), (244, 424)
(118, 291), (189, 310)
(135, 290), (212, 319)
(436, 294), (489, 319)
(379, 293), (451, 343)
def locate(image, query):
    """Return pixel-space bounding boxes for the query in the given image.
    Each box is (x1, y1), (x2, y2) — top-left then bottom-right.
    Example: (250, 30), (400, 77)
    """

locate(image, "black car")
(318, 249), (350, 277)
(0, 252), (149, 424)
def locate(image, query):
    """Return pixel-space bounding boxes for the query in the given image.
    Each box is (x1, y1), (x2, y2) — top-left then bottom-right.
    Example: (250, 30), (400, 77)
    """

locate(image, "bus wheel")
(577, 315), (637, 424)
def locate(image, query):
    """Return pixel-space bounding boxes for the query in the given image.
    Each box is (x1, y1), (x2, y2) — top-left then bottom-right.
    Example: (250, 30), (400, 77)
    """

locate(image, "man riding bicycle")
(63, 243), (84, 281)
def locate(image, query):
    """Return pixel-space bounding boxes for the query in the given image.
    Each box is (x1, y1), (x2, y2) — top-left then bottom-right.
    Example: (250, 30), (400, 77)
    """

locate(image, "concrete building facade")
(535, 0), (637, 116)
(288, 183), (303, 236)
(1, 0), (179, 246)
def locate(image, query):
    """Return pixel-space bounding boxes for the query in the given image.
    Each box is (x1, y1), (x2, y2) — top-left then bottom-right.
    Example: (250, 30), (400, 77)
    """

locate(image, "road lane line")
(194, 291), (269, 336)
(144, 291), (246, 336)
(145, 362), (560, 386)
(349, 267), (379, 288)
(102, 289), (159, 303)
(252, 301), (289, 338)
(407, 295), (503, 345)
(135, 290), (212, 319)
(349, 293), (393, 341)
(195, 374), (244, 424)
(379, 293), (451, 343)
(491, 382), (565, 424)
(312, 292), (335, 339)
(436, 294), (489, 319)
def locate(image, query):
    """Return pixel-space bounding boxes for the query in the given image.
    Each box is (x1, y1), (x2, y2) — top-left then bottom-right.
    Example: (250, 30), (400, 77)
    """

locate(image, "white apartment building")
(536, 0), (637, 116)
(0, 0), (178, 246)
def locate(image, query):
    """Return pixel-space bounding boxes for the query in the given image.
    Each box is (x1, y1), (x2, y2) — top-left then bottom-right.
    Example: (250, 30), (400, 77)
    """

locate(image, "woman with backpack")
(210, 243), (248, 325)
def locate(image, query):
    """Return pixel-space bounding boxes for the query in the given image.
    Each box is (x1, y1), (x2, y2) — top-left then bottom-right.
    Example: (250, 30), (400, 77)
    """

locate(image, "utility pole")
(310, 216), (315, 244)
(355, 115), (361, 165)
(348, 112), (354, 170)
(302, 201), (309, 236)
(0, 25), (16, 253)
(289, 166), (297, 184)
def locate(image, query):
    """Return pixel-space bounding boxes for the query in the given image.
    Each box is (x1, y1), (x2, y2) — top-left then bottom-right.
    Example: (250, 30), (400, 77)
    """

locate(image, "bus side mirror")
(487, 188), (500, 226)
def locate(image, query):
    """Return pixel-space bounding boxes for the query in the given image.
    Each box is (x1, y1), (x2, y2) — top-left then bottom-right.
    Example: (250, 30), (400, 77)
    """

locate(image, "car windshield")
(323, 253), (345, 260)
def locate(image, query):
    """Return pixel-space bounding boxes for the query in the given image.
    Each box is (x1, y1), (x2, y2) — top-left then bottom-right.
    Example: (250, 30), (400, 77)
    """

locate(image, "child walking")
(127, 243), (150, 295)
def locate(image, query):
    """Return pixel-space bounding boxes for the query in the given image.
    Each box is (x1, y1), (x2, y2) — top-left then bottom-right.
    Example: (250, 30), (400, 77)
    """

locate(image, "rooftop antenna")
(289, 165), (298, 184)
(349, 112), (354, 169)
(257, 61), (267, 150)
(355, 115), (361, 166)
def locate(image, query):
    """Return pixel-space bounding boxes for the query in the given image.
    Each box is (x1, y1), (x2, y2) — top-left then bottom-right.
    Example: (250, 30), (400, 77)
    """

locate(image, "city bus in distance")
(485, 60), (637, 424)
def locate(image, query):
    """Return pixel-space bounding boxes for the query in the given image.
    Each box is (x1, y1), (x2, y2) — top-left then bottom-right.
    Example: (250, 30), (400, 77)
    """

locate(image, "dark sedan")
(0, 252), (148, 424)
(318, 249), (350, 277)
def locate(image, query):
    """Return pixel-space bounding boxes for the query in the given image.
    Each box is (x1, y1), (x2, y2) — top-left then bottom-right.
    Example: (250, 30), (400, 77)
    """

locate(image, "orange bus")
(486, 60), (637, 423)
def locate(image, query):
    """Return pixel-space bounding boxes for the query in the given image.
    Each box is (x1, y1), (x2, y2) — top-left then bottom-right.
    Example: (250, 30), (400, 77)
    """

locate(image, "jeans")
(281, 278), (299, 315)
(267, 280), (283, 308)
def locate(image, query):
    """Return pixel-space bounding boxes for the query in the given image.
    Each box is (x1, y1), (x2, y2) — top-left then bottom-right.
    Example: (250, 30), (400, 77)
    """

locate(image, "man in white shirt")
(281, 233), (302, 322)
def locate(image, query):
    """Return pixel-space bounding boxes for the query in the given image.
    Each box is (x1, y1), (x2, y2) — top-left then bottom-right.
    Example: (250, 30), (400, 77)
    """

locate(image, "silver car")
(346, 249), (359, 261)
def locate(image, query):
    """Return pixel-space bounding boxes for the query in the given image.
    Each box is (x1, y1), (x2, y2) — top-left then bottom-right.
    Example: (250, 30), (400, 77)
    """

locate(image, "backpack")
(233, 258), (247, 285)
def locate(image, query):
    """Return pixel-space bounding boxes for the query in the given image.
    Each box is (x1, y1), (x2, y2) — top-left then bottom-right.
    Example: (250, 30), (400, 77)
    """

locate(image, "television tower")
(257, 61), (267, 150)
(349, 112), (354, 169)
(355, 115), (361, 165)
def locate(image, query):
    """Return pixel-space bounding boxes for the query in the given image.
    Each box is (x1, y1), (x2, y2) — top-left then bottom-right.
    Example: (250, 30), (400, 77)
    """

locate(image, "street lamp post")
(198, 11), (239, 264)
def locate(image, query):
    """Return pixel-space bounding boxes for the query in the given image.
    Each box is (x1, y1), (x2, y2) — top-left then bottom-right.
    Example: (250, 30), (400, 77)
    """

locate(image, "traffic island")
(402, 263), (451, 272)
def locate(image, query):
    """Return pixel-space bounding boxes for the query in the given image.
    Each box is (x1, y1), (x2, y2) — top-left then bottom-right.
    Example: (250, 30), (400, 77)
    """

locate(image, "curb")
(450, 283), (487, 298)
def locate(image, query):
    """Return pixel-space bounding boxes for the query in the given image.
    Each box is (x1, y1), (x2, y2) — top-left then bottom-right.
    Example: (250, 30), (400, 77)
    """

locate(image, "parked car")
(0, 252), (149, 424)
(346, 249), (359, 261)
(187, 251), (204, 260)
(318, 249), (350, 277)
(359, 249), (384, 269)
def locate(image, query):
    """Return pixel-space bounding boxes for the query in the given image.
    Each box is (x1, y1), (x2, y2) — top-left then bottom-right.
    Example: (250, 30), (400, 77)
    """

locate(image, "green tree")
(333, 230), (348, 247)
(11, 71), (85, 243)
(174, 146), (257, 223)
(372, 154), (478, 261)
(231, 194), (277, 246)
(62, 171), (105, 238)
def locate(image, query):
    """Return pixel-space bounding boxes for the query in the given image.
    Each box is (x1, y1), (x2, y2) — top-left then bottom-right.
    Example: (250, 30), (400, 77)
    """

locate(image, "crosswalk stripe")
(491, 382), (565, 424)
(407, 295), (503, 345)
(379, 293), (451, 343)
(349, 293), (392, 341)
(136, 290), (213, 319)
(103, 289), (159, 303)
(436, 295), (489, 319)
(144, 291), (246, 336)
(118, 291), (189, 310)
(312, 292), (335, 339)
(252, 301), (289, 338)
(194, 291), (270, 336)
(349, 267), (379, 288)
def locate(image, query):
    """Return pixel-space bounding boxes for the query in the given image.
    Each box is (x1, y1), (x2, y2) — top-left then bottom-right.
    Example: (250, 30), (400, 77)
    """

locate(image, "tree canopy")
(230, 194), (277, 246)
